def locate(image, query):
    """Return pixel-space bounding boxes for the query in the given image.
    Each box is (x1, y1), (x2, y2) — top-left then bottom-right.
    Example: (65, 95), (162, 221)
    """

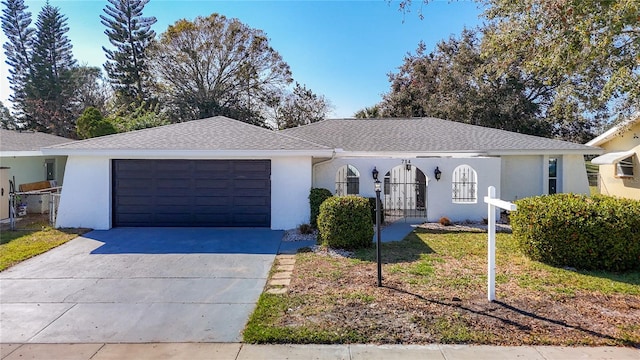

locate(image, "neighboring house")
(43, 116), (601, 230)
(586, 114), (640, 200)
(0, 129), (71, 218)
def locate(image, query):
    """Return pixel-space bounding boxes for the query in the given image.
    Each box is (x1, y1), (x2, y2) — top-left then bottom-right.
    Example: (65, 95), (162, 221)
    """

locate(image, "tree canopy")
(148, 13), (293, 126)
(371, 29), (555, 138)
(101, 0), (156, 108)
(482, 0), (639, 119)
(275, 82), (331, 129)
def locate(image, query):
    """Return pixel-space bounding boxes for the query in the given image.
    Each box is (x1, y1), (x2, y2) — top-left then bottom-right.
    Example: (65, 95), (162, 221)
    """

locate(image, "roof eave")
(0, 150), (46, 157)
(586, 113), (640, 146)
(40, 148), (334, 158)
(486, 148), (603, 156)
(334, 151), (489, 158)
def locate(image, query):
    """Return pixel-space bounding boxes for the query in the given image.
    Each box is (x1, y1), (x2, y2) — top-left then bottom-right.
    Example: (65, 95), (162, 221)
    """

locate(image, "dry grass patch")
(245, 228), (640, 346)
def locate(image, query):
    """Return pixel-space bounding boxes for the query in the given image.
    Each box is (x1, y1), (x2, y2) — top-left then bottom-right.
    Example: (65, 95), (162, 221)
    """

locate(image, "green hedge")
(511, 194), (640, 272)
(367, 197), (385, 225)
(309, 188), (333, 228)
(317, 195), (374, 250)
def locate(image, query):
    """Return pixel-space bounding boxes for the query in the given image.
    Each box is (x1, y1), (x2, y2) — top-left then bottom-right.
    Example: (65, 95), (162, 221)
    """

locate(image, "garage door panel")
(234, 179), (269, 190)
(194, 196), (232, 206)
(194, 179), (230, 189)
(113, 160), (270, 227)
(234, 161), (269, 172)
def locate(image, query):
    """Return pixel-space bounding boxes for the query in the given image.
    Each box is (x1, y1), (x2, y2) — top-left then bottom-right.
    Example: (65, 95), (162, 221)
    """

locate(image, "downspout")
(312, 148), (343, 187)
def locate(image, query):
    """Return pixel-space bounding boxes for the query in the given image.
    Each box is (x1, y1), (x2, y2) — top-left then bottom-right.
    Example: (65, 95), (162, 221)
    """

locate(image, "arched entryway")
(383, 164), (427, 221)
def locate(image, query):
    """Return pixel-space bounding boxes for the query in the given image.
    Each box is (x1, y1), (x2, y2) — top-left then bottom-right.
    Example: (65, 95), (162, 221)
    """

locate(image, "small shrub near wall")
(317, 195), (374, 250)
(309, 188), (333, 228)
(511, 194), (640, 272)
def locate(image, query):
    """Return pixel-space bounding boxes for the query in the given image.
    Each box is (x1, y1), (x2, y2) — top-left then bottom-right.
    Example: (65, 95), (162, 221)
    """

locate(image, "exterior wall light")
(372, 167), (379, 181)
(434, 166), (442, 181)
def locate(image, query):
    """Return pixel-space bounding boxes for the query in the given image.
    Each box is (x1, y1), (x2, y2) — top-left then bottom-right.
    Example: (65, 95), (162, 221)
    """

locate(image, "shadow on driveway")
(85, 227), (284, 255)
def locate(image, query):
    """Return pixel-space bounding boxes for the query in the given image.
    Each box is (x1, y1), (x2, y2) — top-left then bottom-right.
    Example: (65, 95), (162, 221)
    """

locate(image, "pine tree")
(1, 0), (35, 115)
(26, 2), (77, 136)
(101, 0), (156, 108)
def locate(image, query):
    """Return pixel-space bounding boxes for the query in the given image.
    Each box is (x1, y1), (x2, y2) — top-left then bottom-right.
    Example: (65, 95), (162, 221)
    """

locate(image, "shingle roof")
(0, 129), (72, 152)
(47, 116), (329, 151)
(280, 118), (599, 154)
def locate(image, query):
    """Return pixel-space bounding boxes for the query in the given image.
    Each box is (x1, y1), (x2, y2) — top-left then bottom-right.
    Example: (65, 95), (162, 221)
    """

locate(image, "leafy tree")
(1, 0), (34, 117)
(25, 2), (77, 137)
(482, 0), (640, 121)
(100, 0), (156, 108)
(76, 106), (116, 139)
(148, 13), (293, 125)
(0, 101), (17, 129)
(275, 83), (331, 129)
(354, 105), (382, 119)
(71, 65), (111, 115)
(379, 29), (554, 137)
(109, 101), (169, 132)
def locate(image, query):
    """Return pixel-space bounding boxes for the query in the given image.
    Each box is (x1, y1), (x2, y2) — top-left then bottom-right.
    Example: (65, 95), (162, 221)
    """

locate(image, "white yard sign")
(483, 186), (517, 302)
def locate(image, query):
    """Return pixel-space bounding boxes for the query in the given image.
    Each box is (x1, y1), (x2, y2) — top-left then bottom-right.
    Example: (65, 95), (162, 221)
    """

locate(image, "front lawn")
(0, 222), (90, 271)
(244, 228), (640, 346)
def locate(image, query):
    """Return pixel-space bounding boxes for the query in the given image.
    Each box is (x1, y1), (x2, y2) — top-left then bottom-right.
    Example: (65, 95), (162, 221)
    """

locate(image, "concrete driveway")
(0, 228), (283, 343)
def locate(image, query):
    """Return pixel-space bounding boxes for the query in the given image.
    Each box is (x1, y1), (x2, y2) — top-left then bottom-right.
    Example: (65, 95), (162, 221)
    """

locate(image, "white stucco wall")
(271, 156), (313, 230)
(55, 156), (111, 229)
(562, 154), (590, 194)
(500, 155), (543, 201)
(313, 157), (501, 222)
(501, 154), (589, 202)
(56, 155), (313, 230)
(0, 155), (67, 187)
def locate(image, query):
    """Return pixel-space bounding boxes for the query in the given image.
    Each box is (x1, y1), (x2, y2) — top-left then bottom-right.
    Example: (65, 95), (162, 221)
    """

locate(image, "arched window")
(452, 165), (477, 203)
(335, 165), (360, 195)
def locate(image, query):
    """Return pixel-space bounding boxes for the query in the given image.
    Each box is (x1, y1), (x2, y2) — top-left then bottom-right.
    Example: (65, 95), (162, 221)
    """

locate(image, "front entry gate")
(383, 164), (427, 222)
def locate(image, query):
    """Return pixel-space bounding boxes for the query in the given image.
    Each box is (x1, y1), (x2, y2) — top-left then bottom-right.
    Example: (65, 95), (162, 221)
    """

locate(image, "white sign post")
(483, 186), (517, 302)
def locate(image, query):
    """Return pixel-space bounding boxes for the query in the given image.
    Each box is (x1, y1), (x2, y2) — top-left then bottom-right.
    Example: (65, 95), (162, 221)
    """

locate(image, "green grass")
(0, 223), (89, 271)
(245, 228), (640, 344)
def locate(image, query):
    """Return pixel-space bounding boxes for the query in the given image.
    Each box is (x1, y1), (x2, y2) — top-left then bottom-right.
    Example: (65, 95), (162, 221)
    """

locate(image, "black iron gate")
(383, 164), (427, 221)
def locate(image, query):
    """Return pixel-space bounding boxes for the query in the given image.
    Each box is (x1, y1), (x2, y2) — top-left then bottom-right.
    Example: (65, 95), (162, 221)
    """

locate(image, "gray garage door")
(112, 159), (271, 227)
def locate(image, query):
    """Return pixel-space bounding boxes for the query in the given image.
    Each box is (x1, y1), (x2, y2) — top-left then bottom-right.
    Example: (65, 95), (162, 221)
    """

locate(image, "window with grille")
(335, 164), (360, 195)
(452, 165), (477, 203)
(616, 156), (635, 177)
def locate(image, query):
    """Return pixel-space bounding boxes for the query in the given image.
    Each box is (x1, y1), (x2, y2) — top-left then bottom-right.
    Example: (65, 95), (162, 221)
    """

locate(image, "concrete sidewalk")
(1, 343), (638, 359)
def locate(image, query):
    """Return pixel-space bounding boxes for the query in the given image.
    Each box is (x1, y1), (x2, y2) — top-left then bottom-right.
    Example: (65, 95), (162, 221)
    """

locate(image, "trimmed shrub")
(439, 217), (452, 226)
(309, 188), (333, 228)
(317, 195), (374, 250)
(511, 194), (640, 272)
(367, 197), (385, 225)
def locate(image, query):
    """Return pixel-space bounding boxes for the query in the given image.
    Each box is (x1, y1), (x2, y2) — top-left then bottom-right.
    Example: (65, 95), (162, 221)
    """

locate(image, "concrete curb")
(1, 343), (638, 360)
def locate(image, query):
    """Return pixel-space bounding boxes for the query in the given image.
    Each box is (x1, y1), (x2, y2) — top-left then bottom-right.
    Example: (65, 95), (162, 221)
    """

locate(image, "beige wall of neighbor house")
(0, 155), (67, 187)
(595, 121), (640, 200)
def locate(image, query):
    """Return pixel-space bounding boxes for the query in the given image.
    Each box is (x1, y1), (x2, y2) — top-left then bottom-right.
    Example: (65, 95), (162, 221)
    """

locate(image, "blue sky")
(1, 0), (484, 118)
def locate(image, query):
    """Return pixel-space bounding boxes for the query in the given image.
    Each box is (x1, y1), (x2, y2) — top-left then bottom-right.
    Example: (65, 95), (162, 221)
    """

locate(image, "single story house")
(43, 116), (601, 230)
(586, 113), (640, 199)
(0, 129), (71, 218)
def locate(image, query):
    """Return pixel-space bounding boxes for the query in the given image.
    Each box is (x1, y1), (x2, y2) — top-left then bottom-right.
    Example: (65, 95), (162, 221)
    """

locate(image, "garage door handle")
(1, 188), (3, 196)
